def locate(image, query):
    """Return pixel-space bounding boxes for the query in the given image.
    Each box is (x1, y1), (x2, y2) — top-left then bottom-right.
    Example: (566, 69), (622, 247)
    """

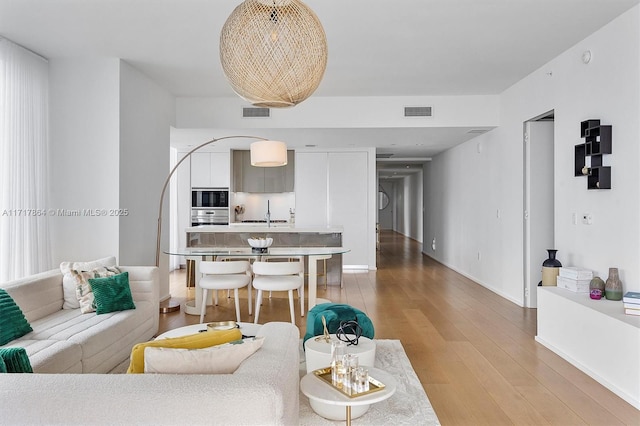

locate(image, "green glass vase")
(605, 268), (623, 301)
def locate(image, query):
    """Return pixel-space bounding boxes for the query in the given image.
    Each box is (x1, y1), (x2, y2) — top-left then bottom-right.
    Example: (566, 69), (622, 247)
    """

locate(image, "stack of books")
(557, 267), (593, 293)
(623, 291), (640, 316)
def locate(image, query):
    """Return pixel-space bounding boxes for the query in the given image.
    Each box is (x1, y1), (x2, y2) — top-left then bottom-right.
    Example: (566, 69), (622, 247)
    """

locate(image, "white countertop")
(186, 224), (343, 233)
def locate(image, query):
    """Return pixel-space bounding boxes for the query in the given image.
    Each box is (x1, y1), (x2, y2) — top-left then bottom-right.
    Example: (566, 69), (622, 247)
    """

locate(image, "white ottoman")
(304, 335), (376, 420)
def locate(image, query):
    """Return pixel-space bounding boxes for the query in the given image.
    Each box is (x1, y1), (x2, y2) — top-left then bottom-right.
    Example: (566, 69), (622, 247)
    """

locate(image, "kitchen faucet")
(265, 200), (271, 228)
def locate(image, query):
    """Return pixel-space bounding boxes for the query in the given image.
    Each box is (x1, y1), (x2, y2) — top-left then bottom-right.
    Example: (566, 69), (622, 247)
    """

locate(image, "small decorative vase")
(541, 249), (562, 286)
(605, 268), (623, 301)
(589, 276), (605, 300)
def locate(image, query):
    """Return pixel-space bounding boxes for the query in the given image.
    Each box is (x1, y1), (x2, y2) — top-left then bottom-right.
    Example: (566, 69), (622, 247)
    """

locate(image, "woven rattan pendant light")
(220, 0), (327, 108)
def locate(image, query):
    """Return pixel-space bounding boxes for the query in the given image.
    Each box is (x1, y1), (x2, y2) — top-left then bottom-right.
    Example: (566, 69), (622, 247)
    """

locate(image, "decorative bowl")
(248, 237), (273, 248)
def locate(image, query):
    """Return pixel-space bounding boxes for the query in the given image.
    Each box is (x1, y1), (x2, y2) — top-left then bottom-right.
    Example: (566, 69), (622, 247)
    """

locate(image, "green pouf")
(303, 303), (374, 346)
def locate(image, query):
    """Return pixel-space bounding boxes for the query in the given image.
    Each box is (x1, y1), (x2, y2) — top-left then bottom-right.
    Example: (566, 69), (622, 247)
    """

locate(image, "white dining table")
(164, 246), (350, 316)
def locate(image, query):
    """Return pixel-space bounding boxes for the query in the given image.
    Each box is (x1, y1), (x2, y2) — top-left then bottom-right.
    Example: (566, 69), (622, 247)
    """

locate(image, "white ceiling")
(1, 0), (638, 178)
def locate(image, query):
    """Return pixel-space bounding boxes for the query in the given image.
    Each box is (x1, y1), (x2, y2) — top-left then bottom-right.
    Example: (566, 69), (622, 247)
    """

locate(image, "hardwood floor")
(159, 231), (639, 425)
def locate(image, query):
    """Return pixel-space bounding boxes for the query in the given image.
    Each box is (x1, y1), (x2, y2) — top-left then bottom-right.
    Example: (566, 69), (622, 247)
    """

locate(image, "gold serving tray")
(313, 367), (385, 398)
(206, 321), (238, 331)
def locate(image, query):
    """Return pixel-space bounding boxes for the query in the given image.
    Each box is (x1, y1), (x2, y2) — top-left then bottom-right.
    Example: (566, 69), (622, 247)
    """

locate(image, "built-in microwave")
(191, 188), (229, 209)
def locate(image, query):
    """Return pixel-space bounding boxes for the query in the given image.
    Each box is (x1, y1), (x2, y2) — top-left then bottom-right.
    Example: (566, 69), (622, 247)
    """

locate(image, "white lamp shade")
(250, 140), (288, 167)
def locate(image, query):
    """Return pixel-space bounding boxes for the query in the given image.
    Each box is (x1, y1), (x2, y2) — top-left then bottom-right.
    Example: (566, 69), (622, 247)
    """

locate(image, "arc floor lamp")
(155, 136), (287, 311)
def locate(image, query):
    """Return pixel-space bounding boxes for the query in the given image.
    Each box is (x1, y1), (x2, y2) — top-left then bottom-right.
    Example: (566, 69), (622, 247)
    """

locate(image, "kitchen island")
(180, 224), (345, 316)
(186, 224), (342, 246)
(185, 224), (344, 283)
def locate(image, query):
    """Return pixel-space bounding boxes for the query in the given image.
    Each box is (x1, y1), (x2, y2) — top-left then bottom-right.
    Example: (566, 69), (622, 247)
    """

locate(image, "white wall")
(119, 61), (175, 299)
(49, 58), (121, 264)
(176, 95), (499, 130)
(49, 58), (175, 302)
(403, 172), (423, 242)
(387, 174), (423, 242)
(424, 6), (640, 305)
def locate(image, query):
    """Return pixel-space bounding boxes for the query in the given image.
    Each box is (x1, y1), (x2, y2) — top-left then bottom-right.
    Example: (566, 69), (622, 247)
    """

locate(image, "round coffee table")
(300, 367), (396, 425)
(155, 322), (262, 339)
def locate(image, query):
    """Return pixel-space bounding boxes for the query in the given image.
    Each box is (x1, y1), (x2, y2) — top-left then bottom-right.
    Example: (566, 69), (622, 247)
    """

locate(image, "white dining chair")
(199, 260), (252, 324)
(252, 260), (304, 325)
(216, 255), (260, 299)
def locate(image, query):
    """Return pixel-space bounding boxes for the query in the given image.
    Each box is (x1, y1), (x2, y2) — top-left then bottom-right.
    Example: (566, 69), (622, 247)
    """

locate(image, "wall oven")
(191, 188), (229, 226)
(191, 208), (229, 226)
(192, 188), (229, 209)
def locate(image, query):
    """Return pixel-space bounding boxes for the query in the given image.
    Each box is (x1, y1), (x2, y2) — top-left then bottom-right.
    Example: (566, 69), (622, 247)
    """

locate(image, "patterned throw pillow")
(70, 266), (122, 313)
(60, 257), (117, 309)
(88, 272), (136, 315)
(0, 289), (33, 346)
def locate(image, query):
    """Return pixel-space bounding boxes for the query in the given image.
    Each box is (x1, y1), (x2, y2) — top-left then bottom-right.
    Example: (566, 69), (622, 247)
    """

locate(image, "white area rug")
(299, 340), (441, 425)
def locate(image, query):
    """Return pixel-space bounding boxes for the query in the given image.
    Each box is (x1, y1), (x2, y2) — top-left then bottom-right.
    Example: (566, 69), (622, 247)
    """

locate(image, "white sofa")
(0, 260), (159, 373)
(0, 321), (301, 425)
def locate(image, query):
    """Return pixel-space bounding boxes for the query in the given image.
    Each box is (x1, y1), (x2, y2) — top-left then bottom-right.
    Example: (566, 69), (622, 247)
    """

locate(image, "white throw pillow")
(143, 337), (264, 374)
(60, 256), (118, 310)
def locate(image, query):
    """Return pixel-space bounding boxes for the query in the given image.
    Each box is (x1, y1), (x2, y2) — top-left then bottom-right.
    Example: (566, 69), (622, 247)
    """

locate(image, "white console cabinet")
(536, 287), (640, 409)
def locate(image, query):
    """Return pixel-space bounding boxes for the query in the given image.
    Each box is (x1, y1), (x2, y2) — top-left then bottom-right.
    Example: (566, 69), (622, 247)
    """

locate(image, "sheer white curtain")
(0, 38), (51, 282)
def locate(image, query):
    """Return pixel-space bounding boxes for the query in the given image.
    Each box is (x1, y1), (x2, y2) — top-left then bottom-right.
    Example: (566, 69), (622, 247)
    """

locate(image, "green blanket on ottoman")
(303, 303), (374, 345)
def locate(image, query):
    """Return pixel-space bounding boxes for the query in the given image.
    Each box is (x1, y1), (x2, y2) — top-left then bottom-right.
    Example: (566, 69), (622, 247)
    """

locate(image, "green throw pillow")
(88, 272), (136, 315)
(0, 356), (6, 373)
(0, 347), (32, 373)
(0, 289), (33, 346)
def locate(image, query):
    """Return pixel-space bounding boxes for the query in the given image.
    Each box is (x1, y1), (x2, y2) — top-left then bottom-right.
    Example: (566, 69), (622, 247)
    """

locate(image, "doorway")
(523, 111), (555, 308)
(378, 181), (394, 230)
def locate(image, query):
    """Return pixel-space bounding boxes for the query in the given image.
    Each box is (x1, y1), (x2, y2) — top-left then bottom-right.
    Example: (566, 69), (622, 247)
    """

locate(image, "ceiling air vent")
(467, 129), (488, 134)
(242, 107), (270, 118)
(404, 106), (432, 117)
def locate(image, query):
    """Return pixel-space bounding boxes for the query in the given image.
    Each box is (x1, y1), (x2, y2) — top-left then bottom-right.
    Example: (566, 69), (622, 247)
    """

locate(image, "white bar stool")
(252, 260), (304, 324)
(199, 260), (252, 324)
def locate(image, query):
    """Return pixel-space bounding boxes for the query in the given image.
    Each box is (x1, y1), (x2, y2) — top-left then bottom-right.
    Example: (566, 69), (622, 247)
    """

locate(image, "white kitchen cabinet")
(328, 152), (369, 267)
(295, 150), (372, 268)
(190, 153), (210, 187)
(210, 153), (230, 187)
(191, 152), (230, 188)
(295, 152), (328, 226)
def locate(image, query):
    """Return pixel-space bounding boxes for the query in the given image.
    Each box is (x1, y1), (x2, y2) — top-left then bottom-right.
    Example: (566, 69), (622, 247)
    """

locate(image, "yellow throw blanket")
(127, 328), (242, 373)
